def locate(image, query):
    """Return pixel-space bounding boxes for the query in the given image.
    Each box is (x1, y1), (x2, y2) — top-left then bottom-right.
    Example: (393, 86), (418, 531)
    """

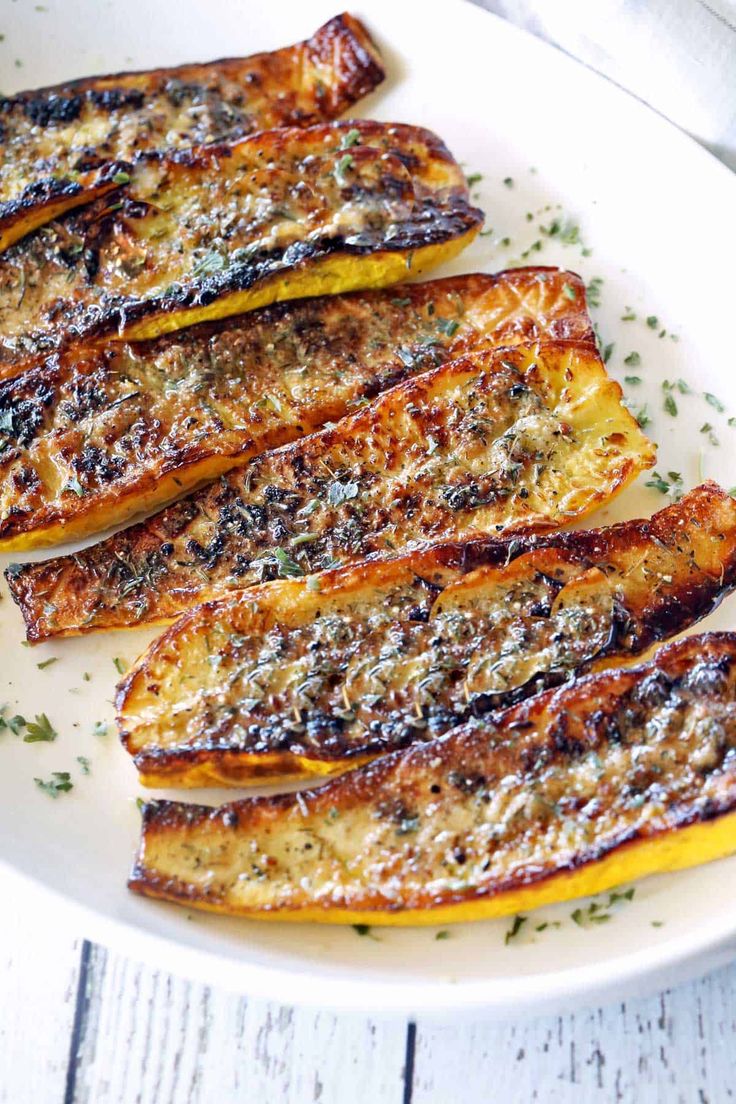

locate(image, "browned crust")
(0, 120), (482, 377)
(115, 483), (736, 780)
(5, 14), (383, 113)
(0, 15), (385, 246)
(5, 338), (647, 642)
(0, 267), (592, 564)
(0, 162), (129, 251)
(128, 631), (736, 914)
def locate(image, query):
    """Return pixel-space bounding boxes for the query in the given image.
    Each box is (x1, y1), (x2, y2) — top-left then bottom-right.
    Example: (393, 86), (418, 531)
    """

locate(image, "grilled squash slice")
(0, 14), (384, 252)
(0, 267), (592, 554)
(117, 483), (736, 787)
(7, 340), (653, 640)
(130, 631), (736, 924)
(0, 120), (482, 377)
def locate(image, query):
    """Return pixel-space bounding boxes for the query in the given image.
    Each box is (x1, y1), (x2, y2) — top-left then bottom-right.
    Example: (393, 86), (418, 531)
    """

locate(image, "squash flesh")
(129, 632), (736, 923)
(115, 483), (736, 786)
(0, 14), (385, 250)
(6, 340), (653, 639)
(0, 267), (593, 556)
(0, 120), (482, 377)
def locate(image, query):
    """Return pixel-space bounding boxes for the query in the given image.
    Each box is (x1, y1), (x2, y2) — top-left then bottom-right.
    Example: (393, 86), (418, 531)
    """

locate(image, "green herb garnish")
(34, 772), (72, 797)
(327, 480), (359, 507)
(274, 548), (304, 578)
(339, 128), (361, 150)
(645, 471), (683, 499)
(334, 153), (354, 187)
(505, 914), (527, 944)
(437, 318), (460, 338)
(23, 714), (57, 743)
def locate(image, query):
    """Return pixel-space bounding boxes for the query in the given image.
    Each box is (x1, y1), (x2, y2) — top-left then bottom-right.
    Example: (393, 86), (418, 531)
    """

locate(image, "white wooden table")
(4, 893), (736, 1103)
(4, 3), (736, 1100)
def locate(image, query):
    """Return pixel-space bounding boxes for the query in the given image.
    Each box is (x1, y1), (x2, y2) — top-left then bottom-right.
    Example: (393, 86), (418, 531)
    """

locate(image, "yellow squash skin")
(129, 632), (736, 925)
(0, 120), (482, 378)
(0, 14), (385, 251)
(0, 267), (592, 555)
(6, 339), (653, 639)
(115, 483), (736, 787)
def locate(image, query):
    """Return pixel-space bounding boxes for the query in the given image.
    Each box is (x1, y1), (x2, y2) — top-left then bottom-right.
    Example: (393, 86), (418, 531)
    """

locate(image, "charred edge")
(318, 13), (386, 99)
(0, 14), (384, 118)
(70, 197), (484, 340)
(122, 523), (736, 767)
(129, 634), (736, 912)
(450, 483), (735, 574)
(0, 159), (132, 231)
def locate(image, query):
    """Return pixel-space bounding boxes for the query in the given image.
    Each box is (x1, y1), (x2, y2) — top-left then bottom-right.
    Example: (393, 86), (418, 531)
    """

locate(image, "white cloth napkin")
(473, 0), (736, 170)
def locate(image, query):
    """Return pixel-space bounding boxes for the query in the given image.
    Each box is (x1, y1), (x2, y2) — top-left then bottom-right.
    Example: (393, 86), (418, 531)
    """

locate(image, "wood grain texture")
(0, 905), (81, 1103)
(4, 886), (736, 1104)
(68, 941), (408, 1103)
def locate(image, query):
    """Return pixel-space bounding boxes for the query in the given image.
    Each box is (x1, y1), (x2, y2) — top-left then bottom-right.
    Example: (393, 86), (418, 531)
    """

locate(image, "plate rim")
(2, 0), (736, 1015)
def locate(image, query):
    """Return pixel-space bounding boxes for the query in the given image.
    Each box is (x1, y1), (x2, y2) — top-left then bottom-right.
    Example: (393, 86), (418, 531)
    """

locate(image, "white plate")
(2, 0), (736, 1018)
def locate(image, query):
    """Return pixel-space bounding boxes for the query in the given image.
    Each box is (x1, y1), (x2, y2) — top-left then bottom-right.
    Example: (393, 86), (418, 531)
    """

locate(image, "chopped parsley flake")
(112, 170), (131, 185)
(333, 153), (354, 187)
(541, 217), (581, 245)
(339, 128), (361, 150)
(1, 712), (26, 735)
(23, 714), (57, 743)
(352, 924), (372, 936)
(624, 376), (642, 386)
(623, 351), (641, 367)
(466, 172), (483, 188)
(646, 315), (659, 329)
(504, 914), (527, 944)
(34, 772), (73, 798)
(645, 470), (683, 499)
(112, 657), (127, 675)
(663, 392), (678, 417)
(586, 277), (603, 308)
(704, 392), (726, 413)
(36, 657), (58, 670)
(563, 283), (577, 302)
(327, 480), (359, 506)
(76, 756), (91, 775)
(700, 423), (719, 446)
(607, 887), (635, 905)
(502, 176), (513, 187)
(274, 548), (304, 578)
(64, 475), (86, 497)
